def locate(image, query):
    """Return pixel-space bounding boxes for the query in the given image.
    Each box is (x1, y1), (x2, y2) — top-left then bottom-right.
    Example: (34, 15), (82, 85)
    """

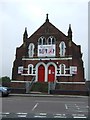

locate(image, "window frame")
(28, 64), (34, 75)
(28, 43), (35, 57)
(60, 64), (66, 75)
(38, 36), (46, 45)
(59, 41), (66, 57)
(47, 36), (56, 45)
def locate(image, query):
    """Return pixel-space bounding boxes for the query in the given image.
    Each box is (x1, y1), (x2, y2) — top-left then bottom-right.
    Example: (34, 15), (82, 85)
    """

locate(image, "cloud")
(0, 0), (89, 80)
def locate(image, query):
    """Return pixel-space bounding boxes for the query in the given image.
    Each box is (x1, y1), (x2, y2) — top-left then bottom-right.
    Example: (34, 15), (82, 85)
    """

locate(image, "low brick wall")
(10, 81), (48, 93)
(56, 83), (87, 91)
(50, 90), (89, 96)
(11, 88), (26, 94)
(10, 81), (89, 95)
(10, 82), (26, 94)
(10, 82), (25, 88)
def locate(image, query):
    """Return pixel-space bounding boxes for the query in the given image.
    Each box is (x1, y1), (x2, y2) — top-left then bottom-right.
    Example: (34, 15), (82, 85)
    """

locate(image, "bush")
(0, 76), (11, 87)
(0, 76), (11, 82)
(31, 82), (48, 93)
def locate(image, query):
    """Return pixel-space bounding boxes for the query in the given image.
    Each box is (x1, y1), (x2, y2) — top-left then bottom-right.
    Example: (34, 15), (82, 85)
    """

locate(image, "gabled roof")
(28, 15), (67, 42)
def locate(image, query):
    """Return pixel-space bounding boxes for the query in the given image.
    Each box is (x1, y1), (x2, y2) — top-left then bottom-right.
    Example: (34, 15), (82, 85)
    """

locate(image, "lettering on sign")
(38, 45), (56, 57)
(70, 66), (77, 74)
(18, 66), (23, 74)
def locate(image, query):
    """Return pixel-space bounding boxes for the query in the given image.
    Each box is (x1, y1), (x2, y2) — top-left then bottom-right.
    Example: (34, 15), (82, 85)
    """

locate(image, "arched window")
(60, 64), (66, 74)
(47, 36), (56, 45)
(38, 36), (46, 45)
(52, 37), (55, 44)
(28, 64), (33, 74)
(48, 37), (52, 44)
(59, 41), (66, 57)
(28, 43), (34, 57)
(43, 37), (46, 45)
(38, 38), (42, 45)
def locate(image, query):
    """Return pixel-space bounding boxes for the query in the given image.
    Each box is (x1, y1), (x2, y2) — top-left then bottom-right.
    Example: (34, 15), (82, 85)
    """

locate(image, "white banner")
(70, 66), (77, 74)
(18, 66), (23, 74)
(38, 45), (55, 57)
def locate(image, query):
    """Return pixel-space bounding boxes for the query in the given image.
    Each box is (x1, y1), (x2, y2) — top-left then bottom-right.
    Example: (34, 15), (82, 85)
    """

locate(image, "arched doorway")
(48, 65), (55, 82)
(38, 65), (45, 82)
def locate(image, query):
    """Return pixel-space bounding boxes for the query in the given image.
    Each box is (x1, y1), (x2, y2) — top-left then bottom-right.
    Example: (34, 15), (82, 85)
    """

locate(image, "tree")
(0, 76), (11, 87)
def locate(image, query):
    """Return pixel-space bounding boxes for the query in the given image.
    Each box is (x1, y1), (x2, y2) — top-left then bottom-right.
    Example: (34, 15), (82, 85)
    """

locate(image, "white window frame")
(28, 43), (34, 57)
(60, 64), (66, 75)
(28, 64), (34, 75)
(47, 36), (56, 45)
(59, 41), (66, 57)
(38, 36), (46, 45)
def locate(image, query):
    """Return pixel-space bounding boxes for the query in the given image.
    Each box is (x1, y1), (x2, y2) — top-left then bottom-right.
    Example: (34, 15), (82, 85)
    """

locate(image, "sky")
(0, 0), (89, 80)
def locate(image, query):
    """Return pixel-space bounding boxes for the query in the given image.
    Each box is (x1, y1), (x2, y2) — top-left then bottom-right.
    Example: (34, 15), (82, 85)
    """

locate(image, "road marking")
(34, 115), (46, 118)
(16, 113), (27, 118)
(65, 103), (88, 112)
(2, 112), (10, 115)
(0, 112), (88, 118)
(0, 112), (9, 118)
(39, 113), (47, 115)
(34, 113), (47, 118)
(54, 113), (66, 118)
(0, 115), (7, 117)
(55, 114), (65, 116)
(72, 114), (87, 118)
(32, 103), (39, 111)
(65, 104), (68, 109)
(18, 115), (27, 117)
(17, 113), (27, 115)
(54, 116), (66, 118)
(73, 116), (87, 118)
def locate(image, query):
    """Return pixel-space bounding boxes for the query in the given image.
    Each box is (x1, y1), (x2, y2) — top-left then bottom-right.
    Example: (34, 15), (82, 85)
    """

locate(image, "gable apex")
(28, 18), (67, 40)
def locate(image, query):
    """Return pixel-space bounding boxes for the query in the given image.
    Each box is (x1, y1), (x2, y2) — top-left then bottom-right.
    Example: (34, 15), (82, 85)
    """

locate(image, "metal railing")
(26, 77), (35, 93)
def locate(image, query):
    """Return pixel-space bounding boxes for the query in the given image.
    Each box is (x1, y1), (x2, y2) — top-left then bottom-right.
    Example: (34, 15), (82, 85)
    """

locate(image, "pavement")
(10, 92), (89, 98)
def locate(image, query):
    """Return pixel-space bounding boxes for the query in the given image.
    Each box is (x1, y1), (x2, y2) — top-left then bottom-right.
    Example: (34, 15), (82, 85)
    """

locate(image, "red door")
(48, 65), (55, 82)
(38, 65), (45, 82)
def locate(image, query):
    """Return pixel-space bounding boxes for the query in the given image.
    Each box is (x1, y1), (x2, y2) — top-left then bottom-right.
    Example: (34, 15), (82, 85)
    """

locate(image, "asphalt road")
(1, 95), (90, 119)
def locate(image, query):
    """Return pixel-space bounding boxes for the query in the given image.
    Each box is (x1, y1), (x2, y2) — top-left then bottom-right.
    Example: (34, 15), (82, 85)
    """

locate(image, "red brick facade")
(12, 15), (85, 91)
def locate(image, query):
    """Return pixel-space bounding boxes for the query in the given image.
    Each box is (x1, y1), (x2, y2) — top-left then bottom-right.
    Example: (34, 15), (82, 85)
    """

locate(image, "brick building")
(12, 14), (86, 93)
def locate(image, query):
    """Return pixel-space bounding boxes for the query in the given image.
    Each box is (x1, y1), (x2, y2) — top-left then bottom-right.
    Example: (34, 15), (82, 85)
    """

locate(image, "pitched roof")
(28, 18), (67, 42)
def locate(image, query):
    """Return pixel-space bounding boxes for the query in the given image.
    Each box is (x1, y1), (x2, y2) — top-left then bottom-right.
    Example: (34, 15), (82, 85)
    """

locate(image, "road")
(1, 95), (90, 119)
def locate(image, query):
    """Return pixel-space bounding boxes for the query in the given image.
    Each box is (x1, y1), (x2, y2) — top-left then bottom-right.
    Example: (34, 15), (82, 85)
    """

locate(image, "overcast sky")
(0, 0), (89, 80)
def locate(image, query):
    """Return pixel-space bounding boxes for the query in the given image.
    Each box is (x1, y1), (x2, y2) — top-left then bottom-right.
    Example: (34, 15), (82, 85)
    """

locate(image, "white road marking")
(65, 103), (88, 112)
(2, 112), (10, 115)
(55, 114), (65, 116)
(0, 115), (6, 117)
(18, 115), (27, 117)
(0, 112), (9, 118)
(39, 113), (47, 115)
(35, 113), (47, 118)
(72, 114), (87, 118)
(65, 104), (68, 109)
(73, 116), (87, 118)
(34, 115), (46, 118)
(17, 113), (27, 115)
(16, 113), (27, 118)
(0, 112), (88, 118)
(32, 103), (39, 111)
(54, 113), (66, 118)
(54, 116), (66, 118)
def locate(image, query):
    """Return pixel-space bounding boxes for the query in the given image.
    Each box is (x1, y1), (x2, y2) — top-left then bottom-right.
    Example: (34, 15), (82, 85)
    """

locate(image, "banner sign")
(18, 66), (23, 74)
(70, 66), (77, 74)
(38, 45), (55, 57)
